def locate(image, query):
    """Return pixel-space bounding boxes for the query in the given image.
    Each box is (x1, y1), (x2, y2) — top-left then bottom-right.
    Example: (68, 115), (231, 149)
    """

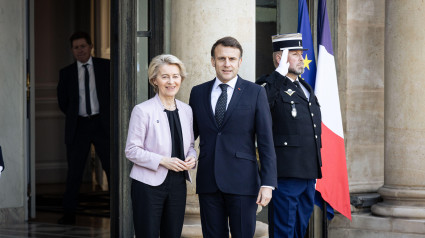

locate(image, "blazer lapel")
(71, 62), (80, 98)
(92, 58), (102, 95)
(221, 76), (244, 127)
(205, 79), (218, 127)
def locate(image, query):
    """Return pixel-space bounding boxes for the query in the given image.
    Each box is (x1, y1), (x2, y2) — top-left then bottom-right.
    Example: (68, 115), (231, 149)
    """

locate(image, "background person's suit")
(57, 57), (110, 216)
(58, 57), (110, 145)
(189, 76), (277, 237)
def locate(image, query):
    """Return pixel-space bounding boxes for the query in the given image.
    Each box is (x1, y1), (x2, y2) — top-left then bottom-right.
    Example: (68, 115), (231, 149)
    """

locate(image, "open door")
(28, 0), (111, 227)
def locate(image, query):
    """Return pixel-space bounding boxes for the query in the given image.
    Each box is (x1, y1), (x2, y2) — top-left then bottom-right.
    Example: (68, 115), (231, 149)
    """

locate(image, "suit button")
(315, 135), (318, 139)
(314, 124), (316, 127)
(311, 113), (314, 117)
(291, 101), (294, 104)
(284, 142), (287, 146)
(309, 102), (312, 106)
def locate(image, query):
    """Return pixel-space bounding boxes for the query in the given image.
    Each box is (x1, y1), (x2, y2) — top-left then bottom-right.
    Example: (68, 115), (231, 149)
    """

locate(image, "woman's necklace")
(162, 99), (176, 110)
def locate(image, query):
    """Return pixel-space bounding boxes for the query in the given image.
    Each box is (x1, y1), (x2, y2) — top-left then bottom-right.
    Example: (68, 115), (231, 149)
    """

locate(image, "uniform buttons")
(284, 142), (288, 146)
(311, 113), (314, 117)
(315, 135), (318, 139)
(314, 124), (316, 128)
(309, 102), (312, 106)
(291, 101), (294, 104)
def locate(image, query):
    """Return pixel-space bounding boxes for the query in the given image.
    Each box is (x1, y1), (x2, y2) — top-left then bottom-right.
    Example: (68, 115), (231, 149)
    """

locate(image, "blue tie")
(215, 84), (228, 128)
(83, 64), (92, 116)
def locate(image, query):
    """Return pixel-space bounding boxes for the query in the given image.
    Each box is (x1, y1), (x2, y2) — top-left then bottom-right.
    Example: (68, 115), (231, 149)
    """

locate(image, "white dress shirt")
(77, 57), (100, 116)
(210, 76), (238, 114)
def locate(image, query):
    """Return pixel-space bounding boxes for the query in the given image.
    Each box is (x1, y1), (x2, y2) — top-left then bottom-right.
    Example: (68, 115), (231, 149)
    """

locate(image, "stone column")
(170, 0), (267, 237)
(371, 0), (425, 219)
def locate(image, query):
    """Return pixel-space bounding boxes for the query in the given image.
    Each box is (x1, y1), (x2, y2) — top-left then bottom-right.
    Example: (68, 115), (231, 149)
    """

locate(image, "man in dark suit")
(256, 33), (322, 238)
(189, 36), (277, 238)
(57, 31), (110, 225)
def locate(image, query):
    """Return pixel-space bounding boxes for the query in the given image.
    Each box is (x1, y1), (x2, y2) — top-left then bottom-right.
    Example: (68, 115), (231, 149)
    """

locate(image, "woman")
(125, 54), (196, 238)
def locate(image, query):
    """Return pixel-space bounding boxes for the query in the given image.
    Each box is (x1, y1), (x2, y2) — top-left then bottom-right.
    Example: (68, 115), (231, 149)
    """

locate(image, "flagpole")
(322, 201), (328, 238)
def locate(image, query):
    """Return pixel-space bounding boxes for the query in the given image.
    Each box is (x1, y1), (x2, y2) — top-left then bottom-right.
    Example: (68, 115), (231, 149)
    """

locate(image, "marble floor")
(0, 222), (110, 238)
(0, 182), (111, 238)
(0, 182), (269, 238)
(0, 211), (111, 238)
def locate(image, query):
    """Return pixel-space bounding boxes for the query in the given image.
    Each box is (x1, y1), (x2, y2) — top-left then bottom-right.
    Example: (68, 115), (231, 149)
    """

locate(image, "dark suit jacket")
(257, 71), (322, 179)
(57, 57), (110, 144)
(189, 76), (277, 196)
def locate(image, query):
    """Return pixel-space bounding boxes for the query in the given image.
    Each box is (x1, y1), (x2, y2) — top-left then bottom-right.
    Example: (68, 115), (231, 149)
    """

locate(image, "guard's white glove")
(275, 48), (289, 77)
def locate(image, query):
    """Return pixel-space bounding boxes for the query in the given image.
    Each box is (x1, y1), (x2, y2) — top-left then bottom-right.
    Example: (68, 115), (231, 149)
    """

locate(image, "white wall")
(0, 0), (27, 222)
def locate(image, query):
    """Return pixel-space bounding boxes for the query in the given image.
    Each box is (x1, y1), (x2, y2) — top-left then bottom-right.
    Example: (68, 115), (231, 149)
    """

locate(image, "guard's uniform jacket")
(256, 71), (322, 179)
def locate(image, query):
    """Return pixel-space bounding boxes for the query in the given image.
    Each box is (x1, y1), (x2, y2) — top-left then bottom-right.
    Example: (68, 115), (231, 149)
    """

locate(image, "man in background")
(57, 31), (110, 225)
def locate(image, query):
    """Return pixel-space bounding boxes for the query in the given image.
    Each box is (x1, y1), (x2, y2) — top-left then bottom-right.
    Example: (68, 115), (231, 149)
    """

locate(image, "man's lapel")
(287, 76), (308, 102)
(205, 79), (218, 127)
(92, 58), (102, 94)
(71, 62), (80, 97)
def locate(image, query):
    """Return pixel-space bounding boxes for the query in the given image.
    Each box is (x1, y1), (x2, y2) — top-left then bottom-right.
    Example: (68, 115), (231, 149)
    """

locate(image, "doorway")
(30, 0), (111, 228)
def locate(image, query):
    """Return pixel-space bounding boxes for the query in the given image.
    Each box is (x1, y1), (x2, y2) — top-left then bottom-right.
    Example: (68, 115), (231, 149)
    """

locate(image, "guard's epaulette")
(255, 73), (274, 87)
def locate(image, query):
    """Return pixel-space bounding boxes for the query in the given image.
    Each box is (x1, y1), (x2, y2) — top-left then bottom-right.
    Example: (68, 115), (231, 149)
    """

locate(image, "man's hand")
(256, 187), (273, 207)
(160, 157), (187, 172)
(276, 48), (289, 76)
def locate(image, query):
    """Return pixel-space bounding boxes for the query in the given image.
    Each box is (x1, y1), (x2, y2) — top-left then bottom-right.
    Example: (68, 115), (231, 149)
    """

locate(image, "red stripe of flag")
(316, 123), (352, 220)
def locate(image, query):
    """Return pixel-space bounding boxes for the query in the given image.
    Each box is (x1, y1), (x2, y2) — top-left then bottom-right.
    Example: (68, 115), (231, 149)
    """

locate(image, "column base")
(329, 212), (425, 237)
(372, 186), (425, 219)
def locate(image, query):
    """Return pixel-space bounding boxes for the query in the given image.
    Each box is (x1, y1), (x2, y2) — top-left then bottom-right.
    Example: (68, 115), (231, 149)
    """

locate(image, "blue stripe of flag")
(318, 0), (334, 55)
(297, 0), (317, 89)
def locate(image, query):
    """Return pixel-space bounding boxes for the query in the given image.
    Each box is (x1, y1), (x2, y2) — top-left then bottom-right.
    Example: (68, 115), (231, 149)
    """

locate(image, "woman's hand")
(160, 157), (187, 172)
(184, 156), (196, 169)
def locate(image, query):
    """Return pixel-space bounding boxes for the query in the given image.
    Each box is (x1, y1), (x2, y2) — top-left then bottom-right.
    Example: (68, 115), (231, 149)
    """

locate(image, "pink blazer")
(125, 94), (197, 186)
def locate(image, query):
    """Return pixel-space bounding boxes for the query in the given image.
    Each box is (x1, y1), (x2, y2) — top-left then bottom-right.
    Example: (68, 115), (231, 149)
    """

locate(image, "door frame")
(110, 0), (164, 236)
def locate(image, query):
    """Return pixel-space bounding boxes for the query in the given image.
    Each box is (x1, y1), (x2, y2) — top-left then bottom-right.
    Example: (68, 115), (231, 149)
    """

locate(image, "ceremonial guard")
(256, 33), (322, 238)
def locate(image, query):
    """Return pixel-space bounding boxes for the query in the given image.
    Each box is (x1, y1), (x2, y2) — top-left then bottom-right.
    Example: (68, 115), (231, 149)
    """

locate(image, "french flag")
(315, 0), (352, 220)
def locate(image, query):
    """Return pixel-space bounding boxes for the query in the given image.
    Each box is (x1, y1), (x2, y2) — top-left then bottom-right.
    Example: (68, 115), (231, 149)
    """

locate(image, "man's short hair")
(69, 31), (92, 48)
(211, 36), (243, 58)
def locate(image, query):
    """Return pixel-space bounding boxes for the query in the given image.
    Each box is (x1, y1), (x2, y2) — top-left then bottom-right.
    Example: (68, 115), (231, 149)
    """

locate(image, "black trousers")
(131, 171), (187, 238)
(62, 115), (110, 213)
(198, 191), (257, 238)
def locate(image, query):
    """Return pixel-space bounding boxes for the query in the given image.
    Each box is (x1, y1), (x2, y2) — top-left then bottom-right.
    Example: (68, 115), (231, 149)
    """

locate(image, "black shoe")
(58, 213), (76, 225)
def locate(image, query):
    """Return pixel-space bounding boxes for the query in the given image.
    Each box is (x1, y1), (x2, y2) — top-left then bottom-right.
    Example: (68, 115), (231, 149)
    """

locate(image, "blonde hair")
(148, 54), (187, 93)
